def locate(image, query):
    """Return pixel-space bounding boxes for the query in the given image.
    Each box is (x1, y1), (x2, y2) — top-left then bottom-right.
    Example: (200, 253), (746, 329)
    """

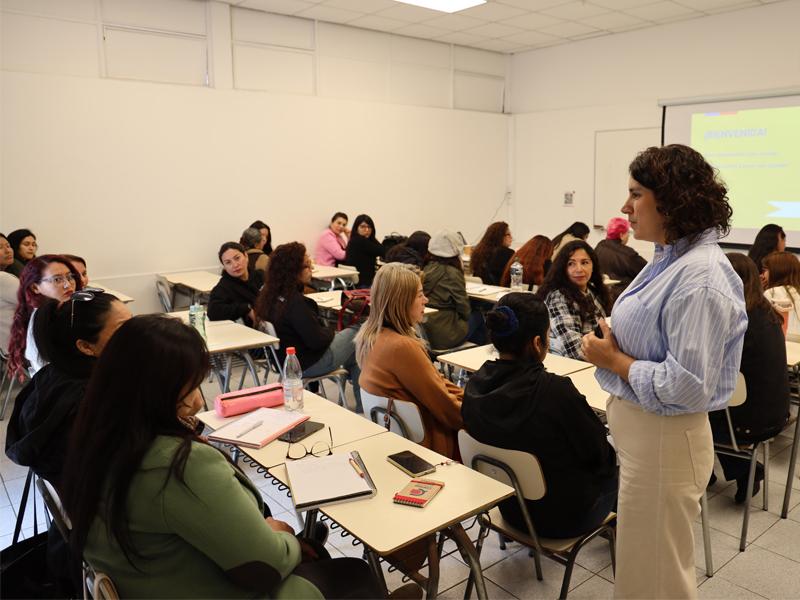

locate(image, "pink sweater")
(315, 228), (347, 266)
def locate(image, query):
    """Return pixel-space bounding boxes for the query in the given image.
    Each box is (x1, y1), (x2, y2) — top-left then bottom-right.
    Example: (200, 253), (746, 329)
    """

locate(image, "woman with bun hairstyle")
(536, 240), (611, 361)
(7, 255), (82, 378)
(499, 235), (553, 290)
(5, 291), (131, 488)
(462, 293), (617, 537)
(356, 263), (463, 459)
(315, 212), (350, 267)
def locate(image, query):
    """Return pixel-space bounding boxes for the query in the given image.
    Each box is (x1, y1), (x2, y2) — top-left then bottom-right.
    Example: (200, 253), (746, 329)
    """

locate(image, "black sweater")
(710, 306), (790, 442)
(344, 235), (384, 287)
(462, 357), (617, 534)
(207, 270), (262, 327)
(594, 239), (647, 288)
(475, 247), (514, 286)
(270, 291), (334, 371)
(6, 364), (89, 489)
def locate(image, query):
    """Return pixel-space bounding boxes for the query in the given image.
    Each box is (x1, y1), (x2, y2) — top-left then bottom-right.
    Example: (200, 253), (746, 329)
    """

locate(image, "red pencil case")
(214, 382), (284, 417)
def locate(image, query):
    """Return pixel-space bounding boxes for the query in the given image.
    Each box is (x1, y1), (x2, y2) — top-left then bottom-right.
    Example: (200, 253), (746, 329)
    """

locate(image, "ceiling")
(216, 0), (784, 54)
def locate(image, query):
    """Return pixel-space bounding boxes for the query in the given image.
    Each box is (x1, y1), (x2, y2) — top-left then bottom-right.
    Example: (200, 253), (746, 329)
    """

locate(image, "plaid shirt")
(544, 288), (606, 361)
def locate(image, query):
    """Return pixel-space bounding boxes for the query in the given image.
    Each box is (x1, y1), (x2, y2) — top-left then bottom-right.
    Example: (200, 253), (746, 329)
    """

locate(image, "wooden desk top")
(269, 431), (513, 555)
(567, 367), (608, 413)
(312, 265), (360, 280)
(437, 344), (593, 377)
(91, 284), (134, 304)
(305, 291), (437, 314)
(465, 282), (510, 302)
(197, 392), (387, 469)
(167, 313), (278, 353)
(159, 270), (221, 293)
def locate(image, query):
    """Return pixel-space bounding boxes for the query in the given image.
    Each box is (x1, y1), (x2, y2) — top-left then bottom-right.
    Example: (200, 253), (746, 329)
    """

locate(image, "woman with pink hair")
(595, 217), (647, 294)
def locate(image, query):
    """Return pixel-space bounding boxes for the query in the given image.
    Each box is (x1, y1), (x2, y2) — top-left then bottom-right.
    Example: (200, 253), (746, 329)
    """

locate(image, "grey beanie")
(428, 230), (464, 258)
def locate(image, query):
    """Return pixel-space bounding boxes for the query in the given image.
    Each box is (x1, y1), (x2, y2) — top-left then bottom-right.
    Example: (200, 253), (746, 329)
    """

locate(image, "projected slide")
(691, 106), (800, 228)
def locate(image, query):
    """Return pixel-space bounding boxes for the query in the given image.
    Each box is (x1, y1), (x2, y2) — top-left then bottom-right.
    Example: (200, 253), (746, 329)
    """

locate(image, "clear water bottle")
(282, 347), (304, 411)
(188, 303), (207, 340)
(510, 259), (524, 291)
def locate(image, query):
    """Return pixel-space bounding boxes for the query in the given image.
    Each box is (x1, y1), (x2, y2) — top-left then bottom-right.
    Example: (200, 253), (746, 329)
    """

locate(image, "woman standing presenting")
(582, 145), (747, 599)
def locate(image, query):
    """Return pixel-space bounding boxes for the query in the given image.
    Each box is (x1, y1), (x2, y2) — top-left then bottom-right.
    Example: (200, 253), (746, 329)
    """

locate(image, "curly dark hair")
(255, 242), (306, 323)
(629, 144), (732, 245)
(536, 240), (611, 321)
(470, 222), (509, 282)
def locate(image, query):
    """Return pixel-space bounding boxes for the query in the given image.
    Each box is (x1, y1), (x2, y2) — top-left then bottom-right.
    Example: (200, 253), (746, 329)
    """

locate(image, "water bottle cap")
(287, 347), (296, 355)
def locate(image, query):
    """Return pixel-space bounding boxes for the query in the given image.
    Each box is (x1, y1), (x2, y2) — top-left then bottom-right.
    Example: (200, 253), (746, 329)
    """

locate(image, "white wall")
(509, 0), (800, 257)
(0, 0), (510, 313)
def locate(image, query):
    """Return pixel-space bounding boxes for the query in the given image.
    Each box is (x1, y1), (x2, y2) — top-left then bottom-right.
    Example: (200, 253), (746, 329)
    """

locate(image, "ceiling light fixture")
(392, 0), (486, 14)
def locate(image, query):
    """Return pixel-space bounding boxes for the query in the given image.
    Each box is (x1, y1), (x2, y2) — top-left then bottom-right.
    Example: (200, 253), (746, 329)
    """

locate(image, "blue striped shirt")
(595, 229), (747, 416)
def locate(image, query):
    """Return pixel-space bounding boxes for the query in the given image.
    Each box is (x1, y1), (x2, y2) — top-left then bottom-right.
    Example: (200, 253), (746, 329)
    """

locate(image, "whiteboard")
(593, 127), (660, 228)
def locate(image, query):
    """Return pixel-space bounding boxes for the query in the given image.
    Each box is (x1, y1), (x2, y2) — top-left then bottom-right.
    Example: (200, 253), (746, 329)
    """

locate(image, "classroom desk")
(269, 431), (513, 599)
(159, 270), (220, 302)
(465, 282), (510, 302)
(567, 366), (609, 413)
(168, 313), (279, 392)
(197, 392), (386, 469)
(437, 343), (593, 377)
(312, 265), (360, 290)
(91, 284), (134, 303)
(305, 291), (437, 314)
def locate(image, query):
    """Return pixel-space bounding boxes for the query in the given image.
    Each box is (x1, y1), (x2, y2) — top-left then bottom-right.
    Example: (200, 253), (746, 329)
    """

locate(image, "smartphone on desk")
(387, 450), (436, 477)
(278, 421), (324, 443)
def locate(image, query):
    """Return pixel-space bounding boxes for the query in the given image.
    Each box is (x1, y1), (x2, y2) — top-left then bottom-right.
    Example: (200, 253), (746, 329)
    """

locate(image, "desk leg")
(781, 401), (800, 518)
(424, 534), (441, 599)
(221, 354), (233, 393)
(447, 524), (487, 600)
(241, 352), (261, 389)
(365, 549), (389, 598)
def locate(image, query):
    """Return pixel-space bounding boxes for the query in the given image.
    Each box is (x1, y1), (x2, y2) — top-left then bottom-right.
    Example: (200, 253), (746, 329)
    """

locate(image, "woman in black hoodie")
(208, 242), (263, 327)
(461, 293), (617, 538)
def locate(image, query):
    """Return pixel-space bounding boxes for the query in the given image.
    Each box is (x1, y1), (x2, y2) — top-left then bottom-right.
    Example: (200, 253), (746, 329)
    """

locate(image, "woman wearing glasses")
(7, 255), (82, 378)
(356, 263), (463, 459)
(6, 290), (130, 489)
(61, 315), (382, 599)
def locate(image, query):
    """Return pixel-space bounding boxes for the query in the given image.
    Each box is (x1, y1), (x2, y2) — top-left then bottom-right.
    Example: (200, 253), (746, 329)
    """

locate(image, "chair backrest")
(256, 320), (282, 374)
(729, 372), (747, 407)
(457, 429), (546, 501)
(258, 320), (278, 338)
(154, 276), (173, 313)
(361, 390), (425, 443)
(36, 478), (71, 542)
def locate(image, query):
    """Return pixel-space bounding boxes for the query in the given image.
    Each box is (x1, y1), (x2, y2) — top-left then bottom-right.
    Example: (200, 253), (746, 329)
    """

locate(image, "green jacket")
(84, 436), (322, 599)
(422, 262), (470, 349)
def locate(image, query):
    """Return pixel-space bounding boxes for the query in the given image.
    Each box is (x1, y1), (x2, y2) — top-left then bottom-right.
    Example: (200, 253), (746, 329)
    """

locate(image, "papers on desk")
(466, 283), (489, 294)
(207, 407), (308, 449)
(286, 451), (376, 511)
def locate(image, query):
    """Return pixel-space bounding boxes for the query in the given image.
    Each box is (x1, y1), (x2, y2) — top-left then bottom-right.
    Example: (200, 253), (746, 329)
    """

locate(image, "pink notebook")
(207, 407), (309, 449)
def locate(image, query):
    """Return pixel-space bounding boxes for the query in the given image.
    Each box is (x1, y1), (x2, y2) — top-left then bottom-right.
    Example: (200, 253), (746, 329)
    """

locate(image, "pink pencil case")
(214, 382), (284, 417)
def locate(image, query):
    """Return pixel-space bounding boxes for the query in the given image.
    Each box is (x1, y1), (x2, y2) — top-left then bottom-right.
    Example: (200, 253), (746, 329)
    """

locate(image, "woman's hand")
(266, 517), (295, 535)
(582, 319), (634, 380)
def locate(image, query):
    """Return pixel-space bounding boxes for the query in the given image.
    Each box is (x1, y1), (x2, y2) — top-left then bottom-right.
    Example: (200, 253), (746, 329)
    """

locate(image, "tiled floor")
(2, 375), (800, 599)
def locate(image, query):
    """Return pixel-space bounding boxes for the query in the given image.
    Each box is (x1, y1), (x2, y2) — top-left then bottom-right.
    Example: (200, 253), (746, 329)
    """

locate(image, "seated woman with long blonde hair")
(355, 263), (463, 459)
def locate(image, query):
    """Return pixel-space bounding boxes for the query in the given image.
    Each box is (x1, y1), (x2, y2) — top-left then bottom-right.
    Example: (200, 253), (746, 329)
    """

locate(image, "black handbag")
(0, 470), (59, 599)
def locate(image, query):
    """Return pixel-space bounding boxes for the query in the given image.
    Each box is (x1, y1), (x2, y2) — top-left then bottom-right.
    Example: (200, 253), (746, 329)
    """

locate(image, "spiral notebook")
(207, 407), (309, 449)
(285, 451), (376, 511)
(393, 478), (445, 508)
